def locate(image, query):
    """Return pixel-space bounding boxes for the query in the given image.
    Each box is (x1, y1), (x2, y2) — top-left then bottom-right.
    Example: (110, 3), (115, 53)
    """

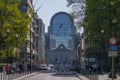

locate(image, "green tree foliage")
(67, 0), (120, 46)
(0, 0), (32, 60)
(85, 0), (120, 42)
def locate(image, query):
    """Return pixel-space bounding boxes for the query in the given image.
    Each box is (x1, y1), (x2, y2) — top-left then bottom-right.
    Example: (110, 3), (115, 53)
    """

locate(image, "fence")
(0, 66), (8, 80)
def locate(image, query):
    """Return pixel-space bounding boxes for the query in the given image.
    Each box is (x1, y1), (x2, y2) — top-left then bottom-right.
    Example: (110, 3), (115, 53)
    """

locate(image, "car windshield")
(41, 64), (47, 67)
(41, 65), (47, 67)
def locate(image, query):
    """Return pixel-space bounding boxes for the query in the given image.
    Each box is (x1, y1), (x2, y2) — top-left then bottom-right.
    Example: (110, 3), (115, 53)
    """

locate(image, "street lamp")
(100, 29), (104, 74)
(30, 25), (32, 73)
(30, 49), (33, 73)
(6, 29), (10, 63)
(25, 38), (28, 62)
(111, 19), (118, 79)
(6, 29), (10, 34)
(101, 29), (104, 34)
(15, 34), (19, 60)
(16, 34), (19, 38)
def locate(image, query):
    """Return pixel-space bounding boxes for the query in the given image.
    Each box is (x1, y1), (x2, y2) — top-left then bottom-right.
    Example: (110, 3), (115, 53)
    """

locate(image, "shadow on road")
(51, 72), (77, 77)
(87, 74), (99, 80)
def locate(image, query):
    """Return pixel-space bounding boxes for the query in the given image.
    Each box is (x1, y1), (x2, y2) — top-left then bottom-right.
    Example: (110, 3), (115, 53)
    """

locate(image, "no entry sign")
(108, 36), (118, 45)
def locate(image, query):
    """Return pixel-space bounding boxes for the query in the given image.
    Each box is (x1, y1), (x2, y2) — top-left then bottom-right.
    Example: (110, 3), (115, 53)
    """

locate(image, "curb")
(12, 72), (38, 80)
(72, 72), (81, 80)
(72, 72), (90, 80)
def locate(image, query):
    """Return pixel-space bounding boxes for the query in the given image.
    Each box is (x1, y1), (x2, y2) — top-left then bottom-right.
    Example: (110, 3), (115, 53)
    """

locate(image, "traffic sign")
(109, 46), (117, 51)
(108, 36), (118, 45)
(108, 51), (118, 57)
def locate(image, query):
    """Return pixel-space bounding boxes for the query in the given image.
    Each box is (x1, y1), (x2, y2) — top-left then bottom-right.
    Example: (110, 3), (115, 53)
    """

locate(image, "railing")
(0, 66), (8, 80)
(0, 72), (8, 80)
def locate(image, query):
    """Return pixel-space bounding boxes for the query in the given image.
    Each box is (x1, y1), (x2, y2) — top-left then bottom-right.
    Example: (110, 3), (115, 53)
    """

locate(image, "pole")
(6, 29), (10, 63)
(101, 52), (103, 74)
(25, 40), (27, 61)
(16, 34), (19, 60)
(112, 57), (114, 80)
(30, 50), (32, 73)
(101, 53), (103, 74)
(30, 26), (32, 74)
(101, 29), (104, 74)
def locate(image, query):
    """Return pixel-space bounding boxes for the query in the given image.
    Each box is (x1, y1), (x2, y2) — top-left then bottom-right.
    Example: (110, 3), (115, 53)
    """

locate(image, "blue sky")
(33, 0), (71, 32)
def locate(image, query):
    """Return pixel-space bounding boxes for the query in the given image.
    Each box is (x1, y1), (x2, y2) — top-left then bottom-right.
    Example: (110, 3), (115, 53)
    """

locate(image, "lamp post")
(100, 29), (104, 74)
(30, 25), (32, 73)
(25, 38), (28, 62)
(15, 34), (19, 60)
(6, 29), (10, 63)
(111, 19), (118, 80)
(30, 49), (32, 73)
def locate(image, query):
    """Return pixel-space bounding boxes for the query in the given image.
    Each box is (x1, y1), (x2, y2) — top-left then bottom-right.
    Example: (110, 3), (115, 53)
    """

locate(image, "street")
(23, 72), (80, 80)
(8, 71), (120, 80)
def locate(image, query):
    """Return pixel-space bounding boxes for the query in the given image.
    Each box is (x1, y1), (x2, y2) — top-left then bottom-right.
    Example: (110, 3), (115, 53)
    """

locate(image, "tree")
(67, 0), (120, 46)
(67, 0), (86, 28)
(85, 0), (120, 43)
(0, 0), (32, 61)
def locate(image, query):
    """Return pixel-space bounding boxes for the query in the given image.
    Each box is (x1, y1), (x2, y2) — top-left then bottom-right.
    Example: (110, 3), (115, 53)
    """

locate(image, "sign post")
(108, 36), (118, 80)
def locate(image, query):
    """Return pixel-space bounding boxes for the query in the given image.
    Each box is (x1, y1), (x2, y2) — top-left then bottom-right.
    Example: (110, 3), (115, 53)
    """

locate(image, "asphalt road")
(24, 72), (80, 80)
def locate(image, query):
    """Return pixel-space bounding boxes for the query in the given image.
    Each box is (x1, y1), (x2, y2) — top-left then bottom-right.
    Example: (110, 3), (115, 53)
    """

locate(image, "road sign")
(108, 36), (118, 45)
(109, 46), (117, 51)
(108, 51), (118, 57)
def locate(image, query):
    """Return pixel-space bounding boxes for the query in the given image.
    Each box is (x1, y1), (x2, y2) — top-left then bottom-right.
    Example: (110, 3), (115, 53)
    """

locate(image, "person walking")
(27, 62), (31, 73)
(11, 61), (16, 74)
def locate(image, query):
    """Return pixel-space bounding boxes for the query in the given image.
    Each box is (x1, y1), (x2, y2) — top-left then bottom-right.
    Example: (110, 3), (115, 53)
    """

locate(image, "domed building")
(47, 12), (77, 70)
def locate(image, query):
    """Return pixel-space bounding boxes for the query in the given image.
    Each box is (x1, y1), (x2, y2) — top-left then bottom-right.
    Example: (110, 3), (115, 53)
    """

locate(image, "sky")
(33, 0), (71, 32)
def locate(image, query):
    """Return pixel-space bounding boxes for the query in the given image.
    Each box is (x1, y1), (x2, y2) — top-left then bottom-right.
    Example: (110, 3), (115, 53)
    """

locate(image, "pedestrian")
(5, 64), (11, 74)
(27, 62), (31, 73)
(18, 61), (23, 73)
(11, 61), (16, 74)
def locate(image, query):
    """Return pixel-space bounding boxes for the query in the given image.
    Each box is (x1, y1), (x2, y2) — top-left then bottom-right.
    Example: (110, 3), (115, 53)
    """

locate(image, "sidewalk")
(8, 72), (28, 80)
(99, 74), (120, 80)
(11, 72), (38, 80)
(73, 72), (120, 80)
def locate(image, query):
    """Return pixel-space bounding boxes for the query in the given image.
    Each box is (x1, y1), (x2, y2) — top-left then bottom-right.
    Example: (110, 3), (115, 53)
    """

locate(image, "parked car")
(48, 64), (56, 72)
(39, 64), (48, 70)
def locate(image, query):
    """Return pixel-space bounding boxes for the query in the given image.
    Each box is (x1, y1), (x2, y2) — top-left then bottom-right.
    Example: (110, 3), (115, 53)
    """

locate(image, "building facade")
(19, 0), (34, 61)
(32, 14), (45, 66)
(19, 0), (45, 66)
(47, 12), (77, 70)
(39, 19), (45, 63)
